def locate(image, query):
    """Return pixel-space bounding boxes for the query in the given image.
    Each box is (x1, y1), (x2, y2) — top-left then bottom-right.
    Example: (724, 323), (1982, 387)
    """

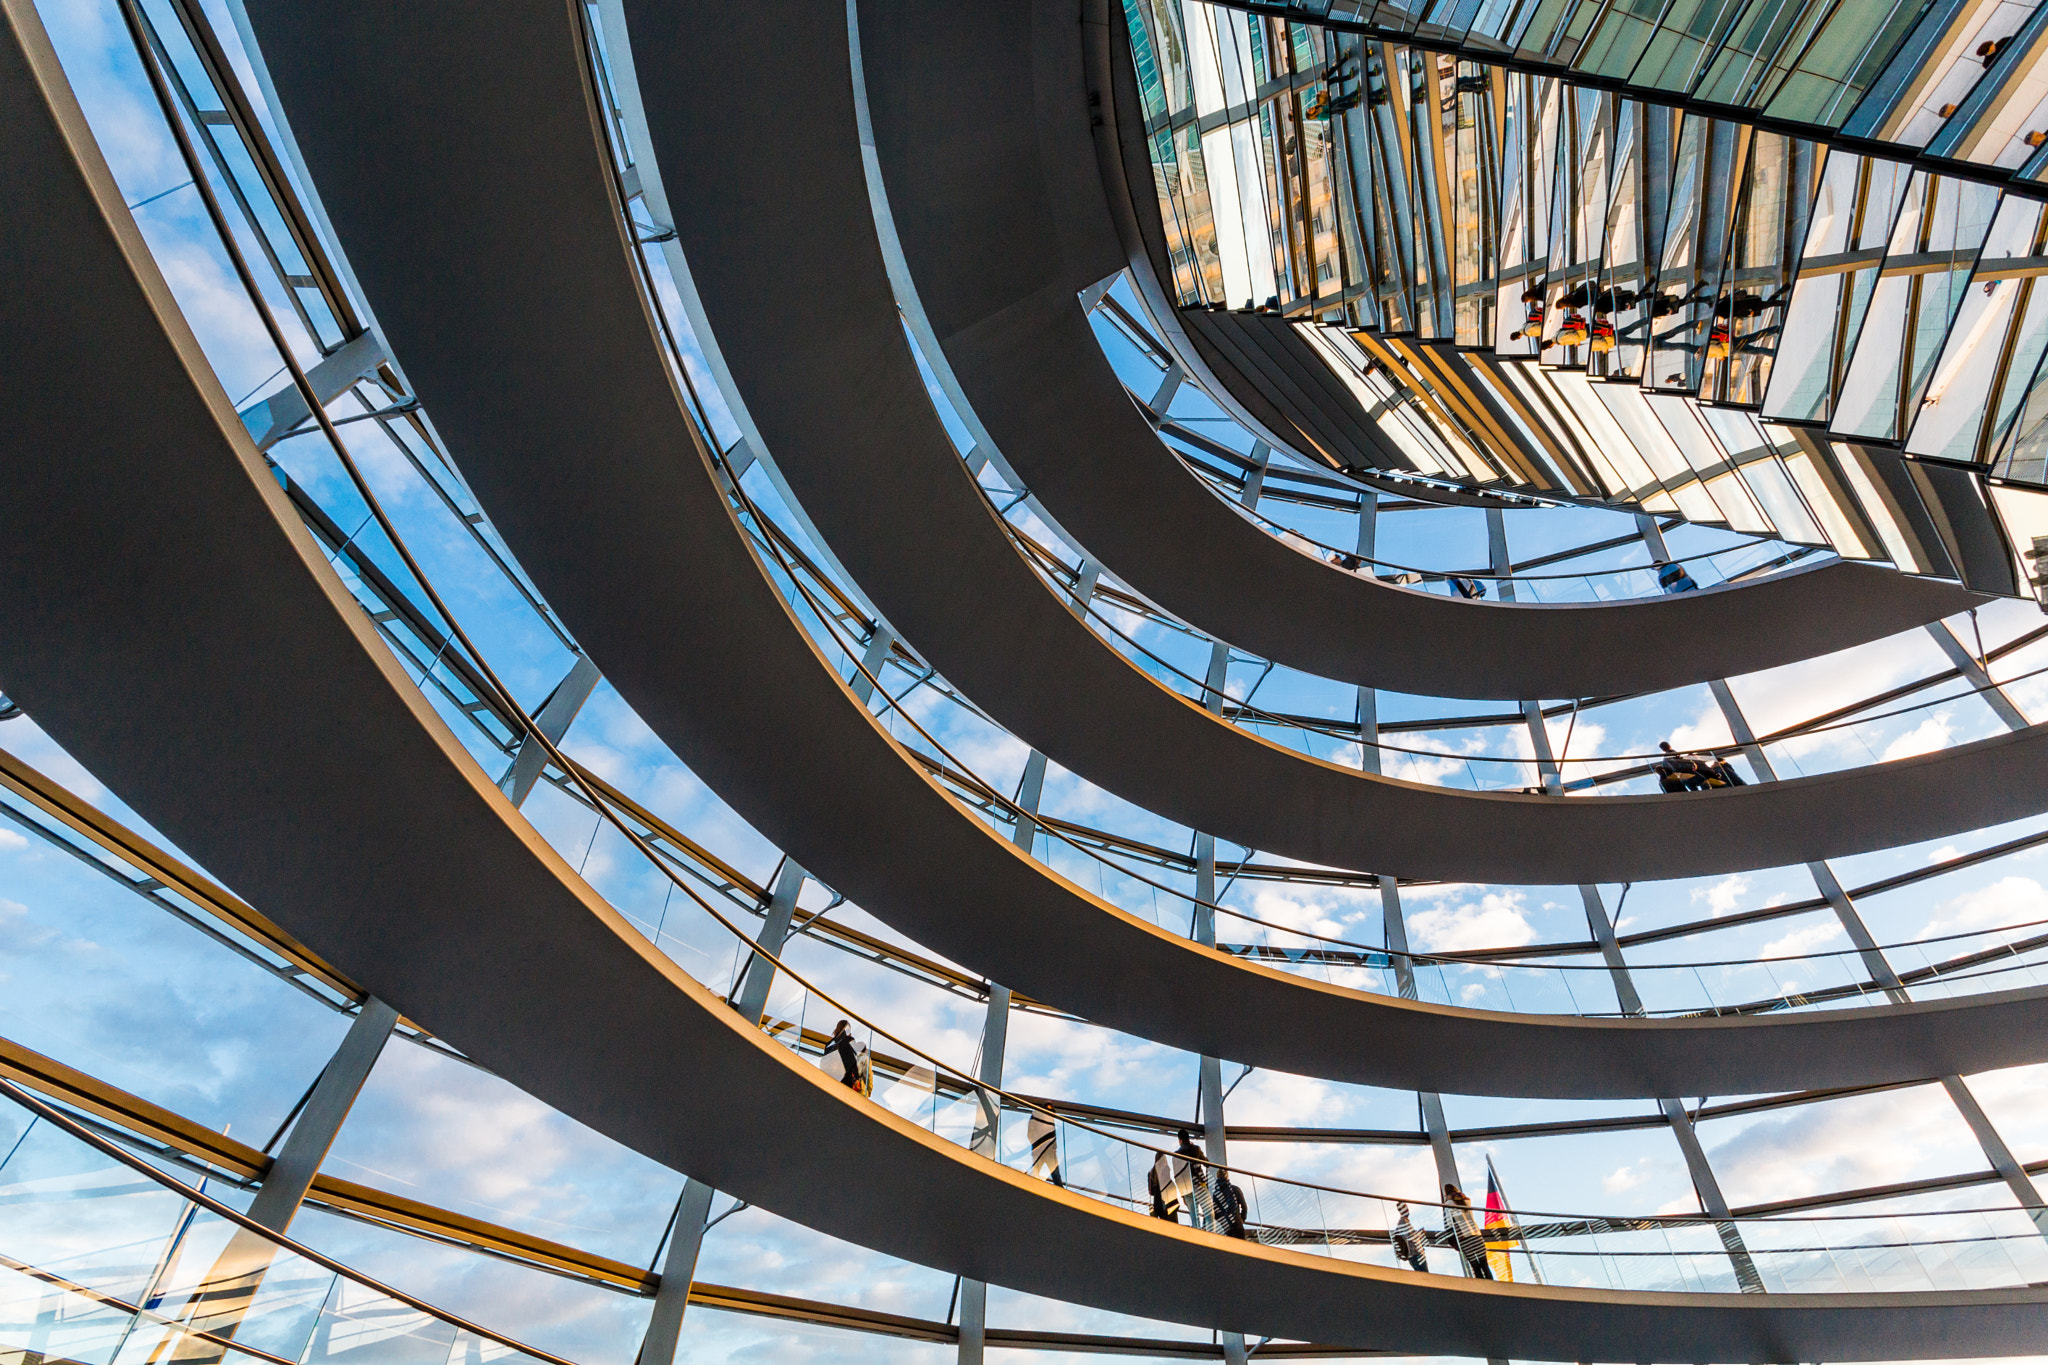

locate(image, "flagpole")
(1486, 1154), (1544, 1286)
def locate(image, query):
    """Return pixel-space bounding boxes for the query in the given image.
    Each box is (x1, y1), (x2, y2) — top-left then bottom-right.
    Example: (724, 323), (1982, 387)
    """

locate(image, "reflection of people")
(1392, 1201), (1429, 1272)
(1563, 283), (1637, 313)
(1447, 575), (1487, 599)
(1444, 1185), (1493, 1279)
(1657, 561), (1699, 593)
(1302, 85), (1361, 119)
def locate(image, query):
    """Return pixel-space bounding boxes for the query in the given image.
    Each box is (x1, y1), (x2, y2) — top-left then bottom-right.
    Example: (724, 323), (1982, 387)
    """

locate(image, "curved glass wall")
(1120, 1), (2048, 602)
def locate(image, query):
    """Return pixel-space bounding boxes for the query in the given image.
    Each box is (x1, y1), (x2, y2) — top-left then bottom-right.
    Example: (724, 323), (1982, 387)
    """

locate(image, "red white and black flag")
(1484, 1156), (1540, 1283)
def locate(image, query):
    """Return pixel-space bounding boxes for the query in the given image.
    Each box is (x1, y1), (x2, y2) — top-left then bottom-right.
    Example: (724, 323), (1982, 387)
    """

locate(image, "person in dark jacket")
(826, 1019), (863, 1091)
(1175, 1130), (1213, 1226)
(1147, 1152), (1179, 1220)
(1214, 1174), (1249, 1239)
(1654, 742), (1710, 792)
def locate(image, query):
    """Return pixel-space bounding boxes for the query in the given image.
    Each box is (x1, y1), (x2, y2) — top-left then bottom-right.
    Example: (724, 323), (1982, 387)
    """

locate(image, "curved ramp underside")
(617, 0), (2048, 887)
(14, 10), (2048, 1356)
(223, 0), (2048, 1101)
(854, 0), (1985, 702)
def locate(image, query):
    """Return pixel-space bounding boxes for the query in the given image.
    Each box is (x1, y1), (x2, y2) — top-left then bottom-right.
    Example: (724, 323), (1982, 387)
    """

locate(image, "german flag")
(1483, 1160), (1524, 1282)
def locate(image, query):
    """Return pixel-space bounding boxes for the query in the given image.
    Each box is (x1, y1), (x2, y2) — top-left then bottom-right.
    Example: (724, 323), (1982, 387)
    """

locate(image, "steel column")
(960, 720), (1051, 1365)
(1188, 830), (1248, 1365)
(1360, 682), (1466, 1265)
(1926, 620), (2031, 731)
(1149, 362), (1184, 413)
(247, 995), (398, 1231)
(1203, 640), (1231, 714)
(1635, 511), (1673, 564)
(650, 860), (807, 1365)
(1524, 705), (1762, 1290)
(1239, 441), (1271, 509)
(732, 859), (810, 1024)
(959, 975), (1011, 1365)
(1355, 489), (1378, 562)
(850, 621), (895, 706)
(1487, 506), (1513, 600)
(1659, 1096), (1767, 1294)
(499, 653), (602, 807)
(1011, 750), (1049, 855)
(637, 1179), (717, 1365)
(181, 997), (402, 1357)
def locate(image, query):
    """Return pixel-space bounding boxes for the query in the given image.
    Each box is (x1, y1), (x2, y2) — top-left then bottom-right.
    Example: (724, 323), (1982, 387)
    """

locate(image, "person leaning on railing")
(1654, 740), (1747, 793)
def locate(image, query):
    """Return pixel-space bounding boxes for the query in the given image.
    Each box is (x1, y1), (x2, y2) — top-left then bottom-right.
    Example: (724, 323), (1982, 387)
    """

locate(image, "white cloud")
(0, 829), (25, 851)
(1760, 921), (1843, 959)
(1243, 885), (1369, 942)
(1725, 632), (1944, 769)
(1662, 704), (1733, 757)
(1408, 890), (1535, 953)
(1882, 711), (1956, 762)
(1225, 1070), (1345, 1127)
(1920, 876), (2048, 939)
(1380, 731), (1478, 786)
(1004, 1011), (1179, 1103)
(1927, 844), (1962, 864)
(1702, 1083), (1986, 1207)
(1692, 874), (1750, 917)
(1603, 1161), (1647, 1194)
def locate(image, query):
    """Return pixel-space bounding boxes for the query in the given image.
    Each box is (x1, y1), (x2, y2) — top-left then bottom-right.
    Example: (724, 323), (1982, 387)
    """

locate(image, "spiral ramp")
(183, 0), (2048, 1105)
(7, 0), (2048, 1360)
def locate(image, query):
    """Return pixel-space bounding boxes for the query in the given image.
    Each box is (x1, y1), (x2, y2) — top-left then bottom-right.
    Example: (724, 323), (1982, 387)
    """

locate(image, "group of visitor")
(1146, 1129), (1249, 1239)
(1390, 1186), (1499, 1277)
(821, 1030), (1534, 1277)
(1653, 740), (1747, 792)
